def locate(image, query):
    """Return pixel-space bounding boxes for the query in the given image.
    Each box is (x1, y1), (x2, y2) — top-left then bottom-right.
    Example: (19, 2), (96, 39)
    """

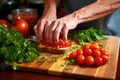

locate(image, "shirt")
(63, 0), (120, 36)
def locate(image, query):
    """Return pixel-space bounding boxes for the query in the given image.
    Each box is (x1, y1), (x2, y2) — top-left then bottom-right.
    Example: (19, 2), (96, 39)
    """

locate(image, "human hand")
(34, 15), (57, 41)
(45, 14), (78, 43)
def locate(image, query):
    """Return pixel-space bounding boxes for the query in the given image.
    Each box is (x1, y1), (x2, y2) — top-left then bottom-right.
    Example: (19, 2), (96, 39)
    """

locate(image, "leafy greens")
(0, 24), (41, 70)
(69, 27), (106, 46)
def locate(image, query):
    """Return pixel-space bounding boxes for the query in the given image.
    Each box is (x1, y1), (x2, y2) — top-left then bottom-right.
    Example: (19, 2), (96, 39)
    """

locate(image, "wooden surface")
(1, 36), (120, 80)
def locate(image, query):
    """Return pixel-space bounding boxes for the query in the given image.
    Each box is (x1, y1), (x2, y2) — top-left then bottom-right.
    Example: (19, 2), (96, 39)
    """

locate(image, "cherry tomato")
(101, 55), (109, 64)
(83, 43), (91, 49)
(92, 49), (101, 58)
(90, 44), (100, 50)
(83, 48), (92, 56)
(94, 57), (103, 67)
(15, 19), (29, 37)
(100, 48), (109, 56)
(76, 54), (85, 64)
(85, 56), (94, 66)
(69, 51), (77, 59)
(77, 49), (83, 55)
(0, 19), (11, 28)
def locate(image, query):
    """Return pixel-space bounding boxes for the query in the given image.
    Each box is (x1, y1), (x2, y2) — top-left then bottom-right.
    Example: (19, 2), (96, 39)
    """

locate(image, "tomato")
(90, 44), (100, 50)
(91, 41), (98, 45)
(85, 56), (94, 66)
(100, 48), (109, 56)
(83, 48), (92, 56)
(77, 49), (83, 55)
(83, 43), (91, 49)
(76, 54), (85, 64)
(92, 49), (101, 58)
(94, 57), (103, 67)
(69, 51), (77, 59)
(0, 19), (11, 28)
(101, 55), (109, 64)
(83, 43), (92, 56)
(15, 19), (29, 37)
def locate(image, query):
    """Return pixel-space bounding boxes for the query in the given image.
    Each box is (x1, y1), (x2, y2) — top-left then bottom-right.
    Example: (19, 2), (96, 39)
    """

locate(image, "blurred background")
(0, 0), (44, 20)
(0, 0), (65, 20)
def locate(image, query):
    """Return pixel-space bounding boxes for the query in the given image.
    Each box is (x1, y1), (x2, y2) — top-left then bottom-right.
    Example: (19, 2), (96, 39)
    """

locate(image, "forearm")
(71, 0), (120, 24)
(43, 0), (61, 18)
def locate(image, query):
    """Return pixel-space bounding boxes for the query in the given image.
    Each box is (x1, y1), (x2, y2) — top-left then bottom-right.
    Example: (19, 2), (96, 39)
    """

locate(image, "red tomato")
(83, 43), (91, 49)
(94, 57), (103, 67)
(85, 56), (94, 66)
(69, 51), (77, 59)
(15, 19), (29, 37)
(100, 48), (109, 56)
(76, 54), (85, 64)
(0, 19), (11, 28)
(91, 41), (98, 45)
(90, 44), (100, 50)
(83, 43), (92, 56)
(101, 55), (109, 64)
(92, 49), (101, 58)
(83, 48), (92, 56)
(77, 49), (83, 55)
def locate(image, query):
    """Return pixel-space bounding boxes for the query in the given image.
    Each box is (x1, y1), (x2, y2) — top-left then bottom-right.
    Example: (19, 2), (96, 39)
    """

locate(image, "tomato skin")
(15, 19), (29, 37)
(100, 48), (109, 56)
(85, 56), (94, 66)
(101, 55), (109, 64)
(0, 19), (11, 28)
(69, 52), (77, 59)
(94, 57), (103, 67)
(77, 49), (83, 55)
(83, 48), (92, 56)
(92, 49), (101, 58)
(76, 54), (85, 64)
(90, 44), (100, 50)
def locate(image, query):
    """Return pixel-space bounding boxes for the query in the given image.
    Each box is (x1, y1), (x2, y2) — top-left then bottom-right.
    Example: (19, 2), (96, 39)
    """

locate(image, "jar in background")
(11, 8), (38, 34)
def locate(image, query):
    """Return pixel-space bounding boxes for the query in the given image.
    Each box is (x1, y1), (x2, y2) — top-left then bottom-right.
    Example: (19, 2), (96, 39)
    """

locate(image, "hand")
(45, 14), (78, 43)
(34, 16), (56, 41)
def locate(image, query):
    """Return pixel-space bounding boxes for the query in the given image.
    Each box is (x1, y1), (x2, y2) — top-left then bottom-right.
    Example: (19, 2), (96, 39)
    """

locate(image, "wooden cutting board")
(17, 36), (120, 80)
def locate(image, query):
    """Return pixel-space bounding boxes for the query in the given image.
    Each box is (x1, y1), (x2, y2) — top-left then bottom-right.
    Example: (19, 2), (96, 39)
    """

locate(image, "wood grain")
(16, 36), (120, 80)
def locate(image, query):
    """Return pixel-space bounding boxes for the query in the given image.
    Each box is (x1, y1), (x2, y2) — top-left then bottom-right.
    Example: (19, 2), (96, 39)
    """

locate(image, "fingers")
(48, 21), (58, 43)
(44, 21), (52, 41)
(62, 24), (68, 41)
(33, 19), (45, 41)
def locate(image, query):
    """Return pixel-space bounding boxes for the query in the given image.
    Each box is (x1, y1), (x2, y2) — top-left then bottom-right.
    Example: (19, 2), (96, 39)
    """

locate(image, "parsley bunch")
(69, 27), (106, 46)
(0, 25), (41, 70)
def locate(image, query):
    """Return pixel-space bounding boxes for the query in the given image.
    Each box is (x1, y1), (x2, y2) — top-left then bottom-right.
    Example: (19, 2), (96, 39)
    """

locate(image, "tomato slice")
(40, 39), (72, 48)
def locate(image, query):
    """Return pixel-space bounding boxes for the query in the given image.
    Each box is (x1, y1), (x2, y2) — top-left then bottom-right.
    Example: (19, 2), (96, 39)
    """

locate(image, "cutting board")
(17, 36), (120, 80)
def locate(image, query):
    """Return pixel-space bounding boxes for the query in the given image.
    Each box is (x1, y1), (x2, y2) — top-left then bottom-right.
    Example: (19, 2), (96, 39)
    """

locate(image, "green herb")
(65, 59), (76, 65)
(99, 43), (105, 47)
(47, 56), (59, 63)
(0, 25), (41, 70)
(69, 27), (106, 46)
(37, 57), (46, 62)
(12, 63), (19, 70)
